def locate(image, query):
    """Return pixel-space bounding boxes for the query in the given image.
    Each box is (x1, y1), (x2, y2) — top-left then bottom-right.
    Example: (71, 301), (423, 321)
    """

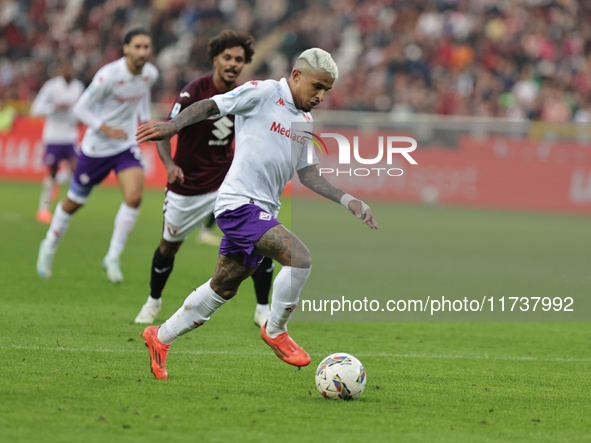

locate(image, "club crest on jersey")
(259, 211), (271, 221)
(167, 223), (179, 237)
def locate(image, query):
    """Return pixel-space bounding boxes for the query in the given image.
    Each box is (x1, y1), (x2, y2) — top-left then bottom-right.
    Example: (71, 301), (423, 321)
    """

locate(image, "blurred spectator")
(3, 0), (591, 121)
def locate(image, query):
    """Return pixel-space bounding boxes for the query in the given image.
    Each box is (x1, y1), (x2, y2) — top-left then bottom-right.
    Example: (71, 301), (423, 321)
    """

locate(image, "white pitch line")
(3, 344), (591, 363)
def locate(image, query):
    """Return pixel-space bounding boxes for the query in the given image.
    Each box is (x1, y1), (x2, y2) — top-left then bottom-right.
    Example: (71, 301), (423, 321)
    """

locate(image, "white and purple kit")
(210, 78), (317, 268)
(69, 57), (158, 202)
(30, 75), (85, 166)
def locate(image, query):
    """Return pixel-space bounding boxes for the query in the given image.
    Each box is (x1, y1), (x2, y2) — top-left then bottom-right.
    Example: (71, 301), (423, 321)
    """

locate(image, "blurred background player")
(30, 60), (84, 224)
(195, 213), (221, 246)
(135, 30), (274, 327)
(36, 27), (158, 283)
(137, 48), (377, 380)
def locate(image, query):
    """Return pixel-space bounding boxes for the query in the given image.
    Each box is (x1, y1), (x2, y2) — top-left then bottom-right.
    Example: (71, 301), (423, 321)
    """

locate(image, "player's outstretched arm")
(136, 99), (220, 143)
(297, 165), (378, 229)
(156, 139), (184, 185)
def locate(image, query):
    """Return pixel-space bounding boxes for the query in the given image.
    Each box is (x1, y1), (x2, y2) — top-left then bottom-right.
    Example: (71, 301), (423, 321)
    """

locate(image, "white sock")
(44, 202), (72, 251)
(106, 203), (139, 259)
(146, 295), (161, 305)
(56, 168), (72, 185)
(266, 266), (311, 337)
(38, 176), (54, 211)
(256, 303), (269, 312)
(157, 279), (227, 344)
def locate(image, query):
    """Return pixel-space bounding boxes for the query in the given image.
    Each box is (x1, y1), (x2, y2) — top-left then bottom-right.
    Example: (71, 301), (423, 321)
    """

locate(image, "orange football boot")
(142, 326), (170, 380)
(260, 322), (311, 367)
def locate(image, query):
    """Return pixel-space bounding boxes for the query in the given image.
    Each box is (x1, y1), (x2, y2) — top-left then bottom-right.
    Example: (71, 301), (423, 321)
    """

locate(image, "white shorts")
(162, 190), (218, 242)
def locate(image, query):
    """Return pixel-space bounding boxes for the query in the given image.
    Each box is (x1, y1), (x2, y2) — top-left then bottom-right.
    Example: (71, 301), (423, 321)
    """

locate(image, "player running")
(30, 60), (84, 224)
(134, 30), (274, 326)
(137, 48), (377, 380)
(36, 27), (158, 283)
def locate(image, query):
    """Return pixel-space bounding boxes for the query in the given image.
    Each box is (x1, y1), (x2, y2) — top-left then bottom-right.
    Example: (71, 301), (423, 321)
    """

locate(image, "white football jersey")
(212, 78), (318, 218)
(30, 76), (85, 144)
(73, 57), (158, 157)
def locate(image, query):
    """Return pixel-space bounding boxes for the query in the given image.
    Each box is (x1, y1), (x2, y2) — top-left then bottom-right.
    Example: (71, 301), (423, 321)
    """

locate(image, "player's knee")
(292, 245), (312, 268)
(125, 194), (142, 208)
(61, 197), (83, 214)
(159, 242), (179, 257)
(210, 279), (239, 300)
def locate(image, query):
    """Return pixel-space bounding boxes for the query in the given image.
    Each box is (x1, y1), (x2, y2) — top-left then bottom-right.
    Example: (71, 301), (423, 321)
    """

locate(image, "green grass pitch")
(1, 181), (590, 442)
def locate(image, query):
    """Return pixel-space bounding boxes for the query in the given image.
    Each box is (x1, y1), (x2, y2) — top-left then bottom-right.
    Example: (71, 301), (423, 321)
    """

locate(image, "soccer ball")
(315, 353), (366, 400)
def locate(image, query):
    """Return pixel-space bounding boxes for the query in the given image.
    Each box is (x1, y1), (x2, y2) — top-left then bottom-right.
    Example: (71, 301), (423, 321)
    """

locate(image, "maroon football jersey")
(166, 74), (235, 195)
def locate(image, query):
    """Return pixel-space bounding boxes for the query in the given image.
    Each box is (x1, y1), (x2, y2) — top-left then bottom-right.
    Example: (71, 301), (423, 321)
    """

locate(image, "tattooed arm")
(297, 165), (346, 203)
(136, 99), (219, 143)
(297, 165), (379, 229)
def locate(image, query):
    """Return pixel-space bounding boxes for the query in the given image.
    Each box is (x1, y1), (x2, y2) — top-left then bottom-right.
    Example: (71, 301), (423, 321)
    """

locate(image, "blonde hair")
(294, 48), (338, 79)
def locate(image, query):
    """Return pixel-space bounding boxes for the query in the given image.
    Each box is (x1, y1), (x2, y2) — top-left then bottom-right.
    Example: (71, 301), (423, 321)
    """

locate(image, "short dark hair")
(207, 30), (255, 64)
(123, 27), (152, 45)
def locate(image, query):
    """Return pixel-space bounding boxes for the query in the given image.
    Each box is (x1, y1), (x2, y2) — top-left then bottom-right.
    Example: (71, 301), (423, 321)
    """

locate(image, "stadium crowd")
(1, 0), (591, 121)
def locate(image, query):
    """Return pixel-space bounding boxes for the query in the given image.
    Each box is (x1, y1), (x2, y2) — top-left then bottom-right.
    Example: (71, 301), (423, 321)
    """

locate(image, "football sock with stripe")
(157, 279), (227, 344)
(251, 256), (274, 305)
(266, 266), (311, 338)
(44, 202), (72, 251)
(106, 203), (139, 259)
(150, 247), (175, 299)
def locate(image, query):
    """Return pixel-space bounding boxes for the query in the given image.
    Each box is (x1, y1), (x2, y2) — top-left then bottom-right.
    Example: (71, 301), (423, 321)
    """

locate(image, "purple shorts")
(44, 143), (77, 167)
(69, 146), (143, 199)
(216, 204), (281, 269)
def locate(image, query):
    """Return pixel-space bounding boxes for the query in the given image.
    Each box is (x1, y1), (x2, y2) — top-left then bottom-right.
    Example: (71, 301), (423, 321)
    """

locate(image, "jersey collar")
(279, 78), (296, 108)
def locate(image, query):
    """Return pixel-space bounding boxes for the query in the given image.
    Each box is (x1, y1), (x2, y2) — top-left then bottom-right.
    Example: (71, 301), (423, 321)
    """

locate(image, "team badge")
(259, 212), (271, 221)
(167, 223), (179, 237)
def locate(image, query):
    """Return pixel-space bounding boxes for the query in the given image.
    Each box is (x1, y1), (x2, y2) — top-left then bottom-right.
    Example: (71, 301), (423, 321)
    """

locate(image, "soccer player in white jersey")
(30, 61), (84, 224)
(133, 30), (275, 328)
(36, 27), (159, 283)
(136, 48), (378, 380)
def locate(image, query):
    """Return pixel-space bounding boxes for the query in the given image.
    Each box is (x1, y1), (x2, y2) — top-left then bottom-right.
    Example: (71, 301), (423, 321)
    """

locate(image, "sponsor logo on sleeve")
(170, 102), (181, 118)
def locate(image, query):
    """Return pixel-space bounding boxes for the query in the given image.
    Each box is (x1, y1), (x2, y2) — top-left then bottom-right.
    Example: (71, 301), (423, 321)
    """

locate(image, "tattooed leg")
(154, 254), (250, 345)
(254, 225), (312, 338)
(254, 224), (311, 269)
(210, 254), (255, 300)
